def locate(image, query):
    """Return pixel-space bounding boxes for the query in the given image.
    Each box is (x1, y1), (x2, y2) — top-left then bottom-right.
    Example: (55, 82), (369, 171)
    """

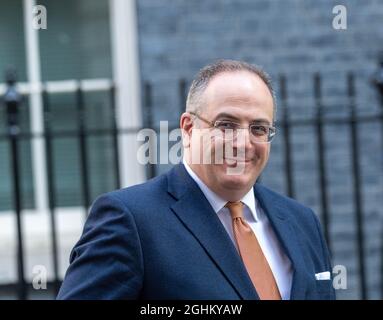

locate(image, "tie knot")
(225, 201), (244, 219)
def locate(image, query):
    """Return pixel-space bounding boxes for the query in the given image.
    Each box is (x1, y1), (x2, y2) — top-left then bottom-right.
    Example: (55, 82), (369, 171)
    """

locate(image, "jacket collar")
(167, 163), (258, 299)
(253, 184), (309, 299)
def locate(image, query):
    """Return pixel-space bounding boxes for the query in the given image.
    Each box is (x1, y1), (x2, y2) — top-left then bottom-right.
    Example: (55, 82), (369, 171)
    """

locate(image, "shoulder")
(113, 173), (167, 199)
(90, 172), (169, 216)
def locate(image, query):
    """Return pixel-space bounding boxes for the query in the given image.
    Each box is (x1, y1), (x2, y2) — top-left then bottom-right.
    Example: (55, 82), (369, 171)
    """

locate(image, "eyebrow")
(214, 112), (272, 126)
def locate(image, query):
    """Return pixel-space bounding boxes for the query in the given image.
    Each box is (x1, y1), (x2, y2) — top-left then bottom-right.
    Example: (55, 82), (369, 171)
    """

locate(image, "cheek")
(182, 130), (191, 148)
(212, 137), (225, 154)
(243, 145), (270, 173)
(204, 136), (224, 159)
(189, 133), (204, 152)
(190, 134), (222, 164)
(256, 144), (270, 158)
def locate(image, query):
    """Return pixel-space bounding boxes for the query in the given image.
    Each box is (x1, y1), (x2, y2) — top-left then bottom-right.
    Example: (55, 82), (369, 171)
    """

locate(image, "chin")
(216, 163), (255, 189)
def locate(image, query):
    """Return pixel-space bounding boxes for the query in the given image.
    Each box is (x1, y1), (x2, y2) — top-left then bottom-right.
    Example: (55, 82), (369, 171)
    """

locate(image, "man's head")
(180, 59), (276, 201)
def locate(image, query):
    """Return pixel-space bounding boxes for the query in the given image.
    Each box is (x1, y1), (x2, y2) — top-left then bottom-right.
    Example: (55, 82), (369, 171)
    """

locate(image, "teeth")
(225, 158), (247, 161)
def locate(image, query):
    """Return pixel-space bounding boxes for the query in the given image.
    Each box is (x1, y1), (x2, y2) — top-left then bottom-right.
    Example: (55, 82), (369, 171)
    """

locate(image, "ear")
(180, 112), (193, 148)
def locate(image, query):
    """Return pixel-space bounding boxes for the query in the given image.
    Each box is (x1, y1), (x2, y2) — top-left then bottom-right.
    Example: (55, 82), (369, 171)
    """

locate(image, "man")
(57, 60), (335, 300)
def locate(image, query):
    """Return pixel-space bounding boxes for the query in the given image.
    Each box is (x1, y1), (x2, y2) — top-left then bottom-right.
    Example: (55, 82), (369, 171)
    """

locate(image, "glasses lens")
(213, 120), (275, 143)
(249, 125), (268, 142)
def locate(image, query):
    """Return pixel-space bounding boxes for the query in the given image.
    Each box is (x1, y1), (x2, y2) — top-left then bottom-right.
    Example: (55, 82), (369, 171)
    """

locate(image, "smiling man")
(57, 60), (336, 300)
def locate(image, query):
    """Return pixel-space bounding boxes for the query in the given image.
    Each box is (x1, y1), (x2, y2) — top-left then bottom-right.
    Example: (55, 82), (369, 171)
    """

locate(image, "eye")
(215, 121), (239, 131)
(251, 125), (268, 136)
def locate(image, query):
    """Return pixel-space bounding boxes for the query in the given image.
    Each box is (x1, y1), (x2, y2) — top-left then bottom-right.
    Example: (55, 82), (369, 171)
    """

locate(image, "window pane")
(48, 92), (80, 207)
(85, 91), (117, 200)
(0, 0), (27, 82)
(39, 0), (112, 81)
(0, 98), (35, 211)
(48, 90), (116, 207)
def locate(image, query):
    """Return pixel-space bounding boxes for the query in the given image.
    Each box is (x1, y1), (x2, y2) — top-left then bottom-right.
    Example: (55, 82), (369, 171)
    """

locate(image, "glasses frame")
(189, 111), (276, 143)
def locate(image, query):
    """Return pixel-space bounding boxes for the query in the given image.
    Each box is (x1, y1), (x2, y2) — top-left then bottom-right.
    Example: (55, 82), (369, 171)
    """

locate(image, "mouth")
(223, 157), (253, 165)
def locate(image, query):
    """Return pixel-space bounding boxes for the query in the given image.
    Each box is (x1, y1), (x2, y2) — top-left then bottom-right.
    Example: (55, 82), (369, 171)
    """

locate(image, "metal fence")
(1, 71), (383, 299)
(278, 72), (383, 300)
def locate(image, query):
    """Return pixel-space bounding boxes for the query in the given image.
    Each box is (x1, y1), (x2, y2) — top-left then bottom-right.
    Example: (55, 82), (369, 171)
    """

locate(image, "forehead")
(202, 71), (274, 121)
(204, 71), (273, 105)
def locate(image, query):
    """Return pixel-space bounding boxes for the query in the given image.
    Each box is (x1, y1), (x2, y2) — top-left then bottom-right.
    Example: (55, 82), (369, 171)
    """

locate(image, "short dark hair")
(186, 59), (277, 120)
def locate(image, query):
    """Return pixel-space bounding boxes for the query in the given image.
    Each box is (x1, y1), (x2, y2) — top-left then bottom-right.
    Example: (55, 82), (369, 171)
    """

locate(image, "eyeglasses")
(189, 111), (276, 143)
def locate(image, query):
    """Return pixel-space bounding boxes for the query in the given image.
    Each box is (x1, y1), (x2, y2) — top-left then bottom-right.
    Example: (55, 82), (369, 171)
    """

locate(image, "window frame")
(0, 0), (144, 215)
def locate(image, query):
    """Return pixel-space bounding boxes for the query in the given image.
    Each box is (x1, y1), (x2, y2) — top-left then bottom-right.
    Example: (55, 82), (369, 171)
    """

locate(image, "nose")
(233, 128), (253, 157)
(235, 128), (252, 145)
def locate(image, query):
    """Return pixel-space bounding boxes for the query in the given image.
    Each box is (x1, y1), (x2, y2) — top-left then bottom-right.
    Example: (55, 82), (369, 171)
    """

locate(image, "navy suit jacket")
(57, 163), (336, 300)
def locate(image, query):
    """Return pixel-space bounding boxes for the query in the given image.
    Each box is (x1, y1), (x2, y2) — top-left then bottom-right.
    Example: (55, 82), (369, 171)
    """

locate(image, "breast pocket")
(315, 279), (335, 300)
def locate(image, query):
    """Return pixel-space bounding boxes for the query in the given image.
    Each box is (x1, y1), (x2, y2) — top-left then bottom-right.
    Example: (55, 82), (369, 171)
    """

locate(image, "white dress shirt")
(183, 161), (293, 300)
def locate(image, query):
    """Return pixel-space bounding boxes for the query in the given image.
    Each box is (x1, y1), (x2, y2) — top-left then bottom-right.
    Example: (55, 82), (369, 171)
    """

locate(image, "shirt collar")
(182, 160), (259, 222)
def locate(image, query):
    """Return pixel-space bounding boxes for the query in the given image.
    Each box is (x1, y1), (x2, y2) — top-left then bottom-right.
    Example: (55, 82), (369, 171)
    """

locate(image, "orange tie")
(226, 201), (281, 300)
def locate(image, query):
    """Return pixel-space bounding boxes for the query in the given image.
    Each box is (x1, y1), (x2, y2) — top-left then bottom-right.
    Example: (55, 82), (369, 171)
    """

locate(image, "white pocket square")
(315, 271), (331, 280)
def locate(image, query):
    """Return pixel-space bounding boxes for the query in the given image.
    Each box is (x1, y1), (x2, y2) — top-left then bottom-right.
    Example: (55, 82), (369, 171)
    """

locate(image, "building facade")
(0, 0), (382, 299)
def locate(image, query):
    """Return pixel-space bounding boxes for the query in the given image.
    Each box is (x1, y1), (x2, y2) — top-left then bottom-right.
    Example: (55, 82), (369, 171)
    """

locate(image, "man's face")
(184, 71), (274, 201)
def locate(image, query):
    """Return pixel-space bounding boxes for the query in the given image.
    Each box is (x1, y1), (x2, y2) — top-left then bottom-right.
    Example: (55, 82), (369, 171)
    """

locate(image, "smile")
(223, 157), (252, 163)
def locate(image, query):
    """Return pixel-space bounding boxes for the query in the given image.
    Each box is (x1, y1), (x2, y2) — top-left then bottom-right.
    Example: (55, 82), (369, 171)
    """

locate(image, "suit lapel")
(254, 184), (309, 299)
(167, 164), (258, 300)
